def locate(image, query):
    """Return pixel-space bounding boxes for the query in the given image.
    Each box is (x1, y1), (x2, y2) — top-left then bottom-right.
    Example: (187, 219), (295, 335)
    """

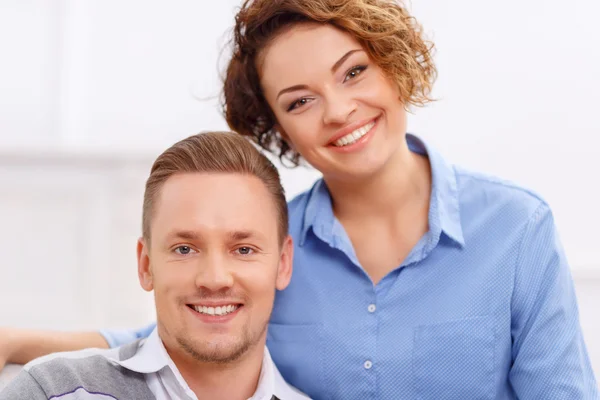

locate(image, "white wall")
(0, 0), (62, 147)
(0, 0), (598, 372)
(409, 0), (600, 271)
(0, 152), (154, 330)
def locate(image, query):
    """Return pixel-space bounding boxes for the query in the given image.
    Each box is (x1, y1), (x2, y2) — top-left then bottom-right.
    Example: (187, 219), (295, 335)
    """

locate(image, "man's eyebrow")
(164, 230), (269, 243)
(226, 230), (267, 242)
(166, 230), (202, 241)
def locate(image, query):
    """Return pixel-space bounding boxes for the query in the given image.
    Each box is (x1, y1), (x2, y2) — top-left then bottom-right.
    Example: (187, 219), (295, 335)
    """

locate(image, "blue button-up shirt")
(102, 135), (598, 399)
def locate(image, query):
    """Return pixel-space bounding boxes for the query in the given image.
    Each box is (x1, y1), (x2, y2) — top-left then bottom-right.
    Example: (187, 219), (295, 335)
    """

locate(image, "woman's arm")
(0, 322), (156, 370)
(0, 328), (107, 369)
(509, 203), (598, 398)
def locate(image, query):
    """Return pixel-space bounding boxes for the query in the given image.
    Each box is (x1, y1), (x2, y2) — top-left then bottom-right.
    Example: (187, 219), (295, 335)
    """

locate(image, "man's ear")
(137, 237), (153, 292)
(275, 235), (294, 291)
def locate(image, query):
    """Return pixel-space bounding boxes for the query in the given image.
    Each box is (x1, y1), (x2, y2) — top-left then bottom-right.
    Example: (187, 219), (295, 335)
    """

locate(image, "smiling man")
(0, 132), (309, 400)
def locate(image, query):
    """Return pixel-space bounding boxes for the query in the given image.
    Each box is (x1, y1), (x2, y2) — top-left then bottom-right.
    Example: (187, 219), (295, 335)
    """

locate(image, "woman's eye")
(175, 246), (194, 255)
(236, 246), (254, 256)
(344, 65), (367, 82)
(287, 97), (312, 111)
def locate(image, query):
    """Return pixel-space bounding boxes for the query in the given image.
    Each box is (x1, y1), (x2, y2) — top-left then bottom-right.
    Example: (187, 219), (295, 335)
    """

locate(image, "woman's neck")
(325, 143), (431, 222)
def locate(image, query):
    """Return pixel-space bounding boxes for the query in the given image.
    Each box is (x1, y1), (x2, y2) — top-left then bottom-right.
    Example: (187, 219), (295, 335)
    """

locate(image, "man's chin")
(177, 336), (251, 364)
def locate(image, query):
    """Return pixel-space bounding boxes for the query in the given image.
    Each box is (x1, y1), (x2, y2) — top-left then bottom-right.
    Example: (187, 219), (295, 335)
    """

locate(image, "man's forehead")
(152, 172), (279, 239)
(159, 172), (271, 205)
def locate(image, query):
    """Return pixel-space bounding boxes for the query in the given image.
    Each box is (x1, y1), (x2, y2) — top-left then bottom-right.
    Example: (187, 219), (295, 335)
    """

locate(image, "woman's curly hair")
(222, 0), (437, 166)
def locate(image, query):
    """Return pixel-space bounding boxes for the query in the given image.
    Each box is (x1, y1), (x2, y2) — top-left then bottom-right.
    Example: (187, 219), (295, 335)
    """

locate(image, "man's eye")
(175, 246), (194, 255)
(236, 247), (254, 256)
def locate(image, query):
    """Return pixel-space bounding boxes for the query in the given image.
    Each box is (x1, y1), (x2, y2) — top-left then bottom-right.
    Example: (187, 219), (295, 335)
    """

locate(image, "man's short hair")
(142, 131), (288, 243)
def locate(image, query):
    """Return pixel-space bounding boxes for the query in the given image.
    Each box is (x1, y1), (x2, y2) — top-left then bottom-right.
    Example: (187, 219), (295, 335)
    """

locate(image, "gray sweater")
(0, 340), (282, 399)
(0, 340), (155, 399)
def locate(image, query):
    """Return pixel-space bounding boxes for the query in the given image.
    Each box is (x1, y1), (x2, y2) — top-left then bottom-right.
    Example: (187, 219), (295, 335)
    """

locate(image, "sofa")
(0, 364), (22, 391)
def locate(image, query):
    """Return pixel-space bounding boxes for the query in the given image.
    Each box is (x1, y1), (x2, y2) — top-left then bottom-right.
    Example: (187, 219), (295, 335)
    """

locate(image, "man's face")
(137, 172), (293, 364)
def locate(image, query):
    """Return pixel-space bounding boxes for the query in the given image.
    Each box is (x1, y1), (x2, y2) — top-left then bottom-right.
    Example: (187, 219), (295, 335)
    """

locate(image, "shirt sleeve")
(509, 203), (599, 398)
(99, 322), (157, 348)
(0, 370), (47, 400)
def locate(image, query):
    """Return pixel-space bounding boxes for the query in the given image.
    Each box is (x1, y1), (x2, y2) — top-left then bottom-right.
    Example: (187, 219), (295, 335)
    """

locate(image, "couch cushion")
(0, 364), (23, 391)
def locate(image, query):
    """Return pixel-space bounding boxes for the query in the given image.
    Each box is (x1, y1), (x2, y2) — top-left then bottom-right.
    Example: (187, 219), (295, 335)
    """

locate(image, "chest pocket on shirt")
(412, 315), (496, 400)
(267, 323), (324, 398)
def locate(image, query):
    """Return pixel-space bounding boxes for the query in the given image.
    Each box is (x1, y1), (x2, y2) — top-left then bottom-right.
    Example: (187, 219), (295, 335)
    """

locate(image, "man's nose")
(194, 253), (234, 291)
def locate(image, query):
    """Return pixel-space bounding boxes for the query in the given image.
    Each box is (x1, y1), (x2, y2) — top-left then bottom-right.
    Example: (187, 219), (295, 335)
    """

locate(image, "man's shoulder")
(273, 377), (312, 399)
(4, 344), (154, 399)
(271, 356), (312, 399)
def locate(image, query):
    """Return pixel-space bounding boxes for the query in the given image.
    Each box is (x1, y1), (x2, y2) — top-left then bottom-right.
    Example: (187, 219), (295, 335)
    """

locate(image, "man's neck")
(164, 340), (267, 400)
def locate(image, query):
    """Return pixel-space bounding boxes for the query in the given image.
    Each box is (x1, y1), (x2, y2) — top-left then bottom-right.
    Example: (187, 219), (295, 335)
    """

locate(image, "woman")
(1, 0), (597, 398)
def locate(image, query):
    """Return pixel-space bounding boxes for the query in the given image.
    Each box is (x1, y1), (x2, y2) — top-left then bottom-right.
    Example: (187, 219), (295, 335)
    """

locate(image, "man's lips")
(186, 302), (243, 317)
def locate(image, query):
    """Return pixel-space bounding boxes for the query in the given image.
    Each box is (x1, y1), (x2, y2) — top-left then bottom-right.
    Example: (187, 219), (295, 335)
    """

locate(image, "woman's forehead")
(260, 24), (364, 83)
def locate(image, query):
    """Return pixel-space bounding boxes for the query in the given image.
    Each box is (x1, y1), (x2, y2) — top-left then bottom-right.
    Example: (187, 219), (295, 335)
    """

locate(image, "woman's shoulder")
(452, 165), (551, 220)
(286, 179), (324, 213)
(286, 179), (326, 233)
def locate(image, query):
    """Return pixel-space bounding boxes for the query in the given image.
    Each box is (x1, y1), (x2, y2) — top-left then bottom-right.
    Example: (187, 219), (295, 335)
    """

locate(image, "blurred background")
(0, 0), (598, 374)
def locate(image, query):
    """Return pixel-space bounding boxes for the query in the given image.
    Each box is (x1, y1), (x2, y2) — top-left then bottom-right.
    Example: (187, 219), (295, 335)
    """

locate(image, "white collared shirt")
(112, 328), (309, 400)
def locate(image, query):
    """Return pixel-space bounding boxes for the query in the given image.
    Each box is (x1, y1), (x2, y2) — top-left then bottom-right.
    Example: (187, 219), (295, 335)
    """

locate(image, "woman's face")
(259, 23), (408, 181)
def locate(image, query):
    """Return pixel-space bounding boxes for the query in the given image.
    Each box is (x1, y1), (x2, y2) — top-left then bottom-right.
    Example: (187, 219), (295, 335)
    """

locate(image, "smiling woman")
(224, 0), (436, 167)
(259, 24), (427, 185)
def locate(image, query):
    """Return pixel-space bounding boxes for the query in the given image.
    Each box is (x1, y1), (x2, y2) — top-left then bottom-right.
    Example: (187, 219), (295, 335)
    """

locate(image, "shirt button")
(364, 360), (373, 370)
(368, 304), (376, 313)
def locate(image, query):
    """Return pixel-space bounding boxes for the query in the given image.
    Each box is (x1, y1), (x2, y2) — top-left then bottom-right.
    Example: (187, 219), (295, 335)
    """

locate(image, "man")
(0, 132), (309, 400)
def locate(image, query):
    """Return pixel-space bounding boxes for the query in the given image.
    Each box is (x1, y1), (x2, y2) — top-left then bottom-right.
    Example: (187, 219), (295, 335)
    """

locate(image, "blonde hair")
(223, 0), (436, 166)
(142, 131), (288, 243)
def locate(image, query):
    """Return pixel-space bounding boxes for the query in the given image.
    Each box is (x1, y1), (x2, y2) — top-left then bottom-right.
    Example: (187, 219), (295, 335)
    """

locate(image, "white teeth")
(334, 121), (375, 147)
(193, 304), (238, 316)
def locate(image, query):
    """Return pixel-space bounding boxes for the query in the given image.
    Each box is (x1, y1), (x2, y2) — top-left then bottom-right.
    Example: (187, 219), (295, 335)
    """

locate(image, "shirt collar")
(113, 327), (169, 373)
(112, 328), (299, 400)
(300, 133), (464, 248)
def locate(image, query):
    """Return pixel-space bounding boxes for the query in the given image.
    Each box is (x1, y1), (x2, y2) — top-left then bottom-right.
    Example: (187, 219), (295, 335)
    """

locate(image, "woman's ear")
(275, 124), (294, 150)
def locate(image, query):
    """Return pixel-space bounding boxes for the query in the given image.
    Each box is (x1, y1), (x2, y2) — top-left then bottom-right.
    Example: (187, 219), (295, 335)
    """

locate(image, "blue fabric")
(101, 134), (598, 399)
(100, 322), (155, 349)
